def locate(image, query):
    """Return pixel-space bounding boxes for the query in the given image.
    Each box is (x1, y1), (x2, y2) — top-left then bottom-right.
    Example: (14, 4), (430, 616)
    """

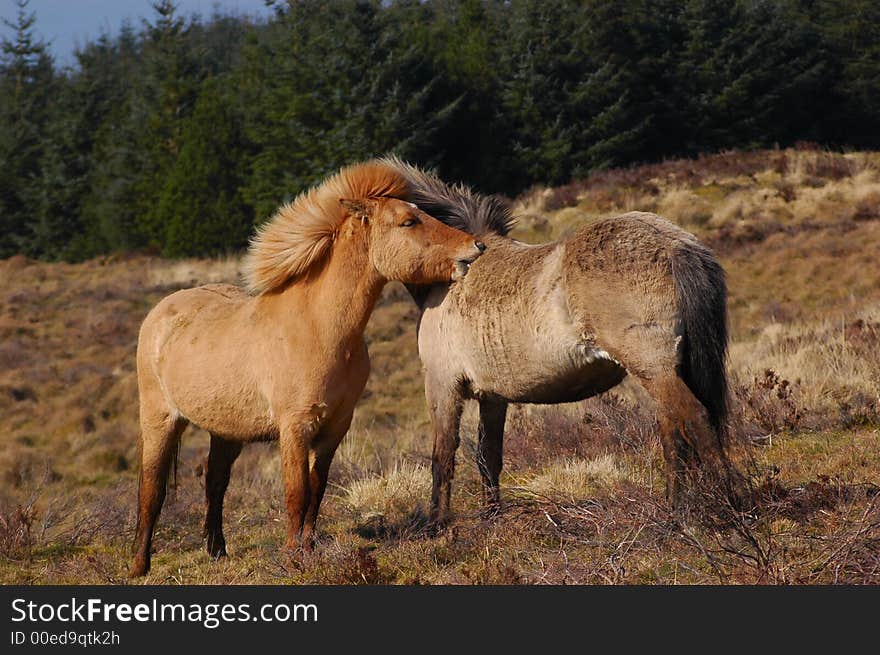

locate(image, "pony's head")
(243, 161), (486, 295)
(339, 197), (485, 284)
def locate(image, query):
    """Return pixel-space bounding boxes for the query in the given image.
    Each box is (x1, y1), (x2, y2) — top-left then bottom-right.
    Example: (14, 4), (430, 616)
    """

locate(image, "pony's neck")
(266, 221), (385, 349)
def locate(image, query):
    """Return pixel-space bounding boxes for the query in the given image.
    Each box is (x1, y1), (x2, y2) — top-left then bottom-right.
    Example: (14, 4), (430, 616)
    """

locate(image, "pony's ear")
(339, 198), (372, 222)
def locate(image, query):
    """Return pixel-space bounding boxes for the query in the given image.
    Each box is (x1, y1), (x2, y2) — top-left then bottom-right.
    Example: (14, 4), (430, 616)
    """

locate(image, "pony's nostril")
(474, 241), (486, 253)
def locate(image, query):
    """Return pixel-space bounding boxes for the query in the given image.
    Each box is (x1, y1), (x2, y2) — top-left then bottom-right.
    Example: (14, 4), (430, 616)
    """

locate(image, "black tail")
(672, 242), (729, 436)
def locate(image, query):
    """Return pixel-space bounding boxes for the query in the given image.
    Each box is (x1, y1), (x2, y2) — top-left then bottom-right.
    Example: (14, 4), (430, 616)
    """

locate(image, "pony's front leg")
(426, 375), (464, 530)
(301, 411), (353, 548)
(477, 397), (507, 515)
(279, 423), (311, 552)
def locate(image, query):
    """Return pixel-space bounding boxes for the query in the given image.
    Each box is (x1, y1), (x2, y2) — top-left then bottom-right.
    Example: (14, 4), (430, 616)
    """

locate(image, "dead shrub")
(581, 394), (657, 455)
(757, 474), (851, 522)
(323, 546), (388, 584)
(736, 369), (802, 438)
(774, 180), (798, 202)
(810, 153), (857, 181)
(0, 500), (36, 559)
(707, 218), (786, 253)
(544, 184), (580, 211)
(837, 392), (879, 429)
(760, 301), (795, 324)
(275, 543), (394, 584)
(516, 464), (879, 584)
(341, 546), (384, 583)
(504, 395), (656, 472)
(2, 454), (61, 489)
(844, 318), (880, 345)
(853, 191), (880, 221)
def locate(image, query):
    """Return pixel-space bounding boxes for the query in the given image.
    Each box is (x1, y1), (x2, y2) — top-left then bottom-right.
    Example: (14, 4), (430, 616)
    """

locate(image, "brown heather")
(1, 147), (878, 584)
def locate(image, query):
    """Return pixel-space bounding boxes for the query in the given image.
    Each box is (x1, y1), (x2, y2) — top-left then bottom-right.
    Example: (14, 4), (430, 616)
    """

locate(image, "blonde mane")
(243, 160), (410, 294)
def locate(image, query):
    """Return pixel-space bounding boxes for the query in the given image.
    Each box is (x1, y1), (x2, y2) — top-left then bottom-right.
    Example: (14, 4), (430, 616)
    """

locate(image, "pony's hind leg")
(603, 326), (729, 511)
(426, 375), (464, 529)
(203, 434), (243, 559)
(638, 374), (733, 510)
(131, 411), (188, 577)
(477, 398), (507, 515)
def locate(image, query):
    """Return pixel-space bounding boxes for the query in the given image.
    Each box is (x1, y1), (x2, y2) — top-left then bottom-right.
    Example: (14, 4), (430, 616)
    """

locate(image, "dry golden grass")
(516, 454), (635, 501)
(730, 311), (880, 427)
(515, 148), (880, 257)
(1, 147), (878, 584)
(341, 461), (431, 535)
(656, 187), (713, 230)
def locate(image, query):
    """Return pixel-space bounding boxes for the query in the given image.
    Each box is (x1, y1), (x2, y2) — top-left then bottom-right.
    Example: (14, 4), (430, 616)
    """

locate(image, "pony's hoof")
(726, 470), (755, 512)
(283, 542), (311, 562)
(129, 561), (149, 578)
(206, 545), (227, 560)
(205, 535), (227, 560)
(428, 520), (457, 545)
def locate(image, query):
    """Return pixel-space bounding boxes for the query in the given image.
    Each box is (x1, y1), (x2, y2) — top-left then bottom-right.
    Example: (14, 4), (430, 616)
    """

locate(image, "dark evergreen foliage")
(0, 0), (877, 259)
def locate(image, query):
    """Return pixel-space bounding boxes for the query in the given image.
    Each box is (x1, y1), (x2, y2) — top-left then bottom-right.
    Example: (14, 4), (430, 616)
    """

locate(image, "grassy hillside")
(1, 147), (878, 584)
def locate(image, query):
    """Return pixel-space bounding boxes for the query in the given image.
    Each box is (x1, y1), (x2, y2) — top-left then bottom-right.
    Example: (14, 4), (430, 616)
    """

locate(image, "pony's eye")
(400, 218), (419, 227)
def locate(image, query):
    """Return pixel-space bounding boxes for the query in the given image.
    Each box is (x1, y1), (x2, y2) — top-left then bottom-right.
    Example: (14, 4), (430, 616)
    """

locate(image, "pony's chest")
(319, 343), (371, 408)
(269, 341), (369, 432)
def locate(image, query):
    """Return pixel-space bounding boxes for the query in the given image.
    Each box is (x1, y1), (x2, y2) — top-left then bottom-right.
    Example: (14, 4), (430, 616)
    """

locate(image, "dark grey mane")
(380, 156), (515, 309)
(381, 155), (516, 237)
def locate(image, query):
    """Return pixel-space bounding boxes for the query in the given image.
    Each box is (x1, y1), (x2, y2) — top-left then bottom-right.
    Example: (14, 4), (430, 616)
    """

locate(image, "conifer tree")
(0, 0), (877, 261)
(135, 0), (203, 247)
(499, 0), (640, 187)
(74, 25), (147, 255)
(156, 78), (252, 257)
(677, 0), (827, 152)
(817, 0), (880, 146)
(0, 0), (54, 257)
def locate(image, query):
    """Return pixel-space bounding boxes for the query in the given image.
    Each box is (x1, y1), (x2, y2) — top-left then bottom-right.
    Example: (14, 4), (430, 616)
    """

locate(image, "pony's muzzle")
(452, 241), (486, 280)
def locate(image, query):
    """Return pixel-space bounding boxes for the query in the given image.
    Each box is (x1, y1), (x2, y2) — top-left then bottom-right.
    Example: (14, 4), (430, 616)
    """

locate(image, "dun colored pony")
(131, 161), (485, 576)
(384, 158), (740, 526)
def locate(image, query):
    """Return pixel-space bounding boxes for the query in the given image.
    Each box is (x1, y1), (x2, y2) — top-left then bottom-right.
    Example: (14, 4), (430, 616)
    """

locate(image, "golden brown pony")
(384, 158), (741, 527)
(131, 160), (485, 576)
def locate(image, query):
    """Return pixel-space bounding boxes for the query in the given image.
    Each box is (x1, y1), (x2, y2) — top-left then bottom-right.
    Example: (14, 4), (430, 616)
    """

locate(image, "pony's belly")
(174, 389), (277, 440)
(162, 360), (276, 440)
(185, 412), (277, 441)
(473, 348), (627, 405)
